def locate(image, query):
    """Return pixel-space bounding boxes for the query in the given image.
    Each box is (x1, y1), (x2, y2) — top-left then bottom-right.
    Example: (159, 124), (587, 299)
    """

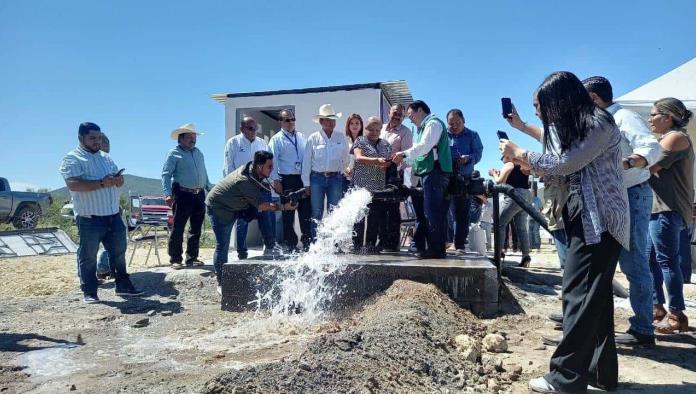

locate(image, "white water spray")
(253, 188), (372, 322)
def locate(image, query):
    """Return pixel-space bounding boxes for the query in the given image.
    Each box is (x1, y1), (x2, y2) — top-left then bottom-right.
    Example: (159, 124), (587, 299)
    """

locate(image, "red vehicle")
(128, 195), (173, 230)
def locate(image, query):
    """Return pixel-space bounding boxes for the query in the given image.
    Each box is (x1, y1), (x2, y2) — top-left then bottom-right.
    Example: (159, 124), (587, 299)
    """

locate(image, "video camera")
(447, 174), (486, 198)
(280, 188), (308, 205)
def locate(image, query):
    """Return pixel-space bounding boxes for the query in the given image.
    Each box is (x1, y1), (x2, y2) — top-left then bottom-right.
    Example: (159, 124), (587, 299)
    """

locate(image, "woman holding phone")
(500, 71), (628, 393)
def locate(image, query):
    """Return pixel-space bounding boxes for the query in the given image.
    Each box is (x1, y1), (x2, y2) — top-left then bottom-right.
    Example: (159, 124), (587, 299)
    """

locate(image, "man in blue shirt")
(446, 109), (483, 253)
(162, 123), (212, 269)
(269, 109), (311, 252)
(60, 122), (142, 303)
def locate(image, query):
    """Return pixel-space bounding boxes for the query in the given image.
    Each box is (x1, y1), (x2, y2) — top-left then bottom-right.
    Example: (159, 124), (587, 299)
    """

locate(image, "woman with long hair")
(501, 71), (629, 393)
(646, 97), (694, 334)
(343, 113), (364, 190)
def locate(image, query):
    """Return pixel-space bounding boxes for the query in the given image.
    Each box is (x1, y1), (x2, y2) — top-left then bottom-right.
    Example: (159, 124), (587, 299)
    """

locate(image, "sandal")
(655, 312), (689, 334)
(653, 304), (667, 325)
(185, 258), (205, 267)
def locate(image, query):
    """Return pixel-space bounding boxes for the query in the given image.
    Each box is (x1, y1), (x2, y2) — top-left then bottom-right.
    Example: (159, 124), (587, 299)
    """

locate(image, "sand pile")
(205, 280), (518, 393)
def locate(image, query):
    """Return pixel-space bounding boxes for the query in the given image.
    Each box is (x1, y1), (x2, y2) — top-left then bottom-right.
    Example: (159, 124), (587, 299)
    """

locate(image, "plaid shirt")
(528, 111), (630, 250)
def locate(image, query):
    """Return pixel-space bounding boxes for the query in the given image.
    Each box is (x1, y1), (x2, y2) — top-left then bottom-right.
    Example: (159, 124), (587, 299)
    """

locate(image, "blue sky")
(1, 0), (695, 191)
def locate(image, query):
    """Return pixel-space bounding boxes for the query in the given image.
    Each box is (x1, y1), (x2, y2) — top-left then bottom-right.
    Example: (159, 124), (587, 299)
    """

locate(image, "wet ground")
(1, 245), (695, 393)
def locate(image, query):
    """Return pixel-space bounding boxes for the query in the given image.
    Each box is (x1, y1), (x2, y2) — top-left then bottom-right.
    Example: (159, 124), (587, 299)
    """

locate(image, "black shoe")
(238, 253), (248, 260)
(83, 294), (100, 304)
(615, 329), (655, 347)
(541, 334), (562, 346)
(547, 312), (563, 324)
(519, 255), (531, 267)
(115, 283), (144, 297)
(96, 271), (112, 281)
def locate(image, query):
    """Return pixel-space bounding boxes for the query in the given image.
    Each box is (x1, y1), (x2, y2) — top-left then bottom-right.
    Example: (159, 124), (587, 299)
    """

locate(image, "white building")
(210, 81), (414, 249)
(211, 81), (413, 143)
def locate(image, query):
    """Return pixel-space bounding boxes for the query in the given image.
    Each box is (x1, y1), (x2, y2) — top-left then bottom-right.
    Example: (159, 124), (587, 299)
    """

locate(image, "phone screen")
(501, 98), (512, 118)
(496, 130), (509, 140)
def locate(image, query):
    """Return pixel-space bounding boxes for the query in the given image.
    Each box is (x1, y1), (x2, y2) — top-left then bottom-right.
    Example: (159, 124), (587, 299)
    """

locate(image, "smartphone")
(115, 168), (125, 176)
(501, 97), (512, 119)
(496, 130), (509, 140)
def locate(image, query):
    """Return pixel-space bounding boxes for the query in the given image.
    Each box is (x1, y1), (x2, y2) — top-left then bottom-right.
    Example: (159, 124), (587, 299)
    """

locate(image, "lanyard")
(283, 131), (299, 160)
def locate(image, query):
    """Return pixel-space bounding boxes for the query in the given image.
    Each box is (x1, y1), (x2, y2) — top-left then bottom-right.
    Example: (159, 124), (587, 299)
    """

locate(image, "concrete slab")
(220, 251), (499, 318)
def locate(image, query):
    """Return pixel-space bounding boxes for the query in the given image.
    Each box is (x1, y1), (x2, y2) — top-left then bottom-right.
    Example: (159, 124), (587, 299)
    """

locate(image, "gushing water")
(253, 188), (372, 322)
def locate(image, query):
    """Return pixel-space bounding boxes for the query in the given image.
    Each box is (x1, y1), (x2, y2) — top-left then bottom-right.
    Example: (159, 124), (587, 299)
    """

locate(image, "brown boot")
(653, 304), (667, 325)
(655, 311), (689, 334)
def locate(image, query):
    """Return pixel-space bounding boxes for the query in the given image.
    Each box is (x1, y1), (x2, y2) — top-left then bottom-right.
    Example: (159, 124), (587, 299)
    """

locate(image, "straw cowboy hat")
(170, 123), (205, 140)
(312, 104), (343, 123)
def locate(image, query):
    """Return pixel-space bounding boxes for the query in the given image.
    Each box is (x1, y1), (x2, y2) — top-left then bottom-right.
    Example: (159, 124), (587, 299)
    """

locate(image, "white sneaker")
(216, 285), (222, 295)
(529, 377), (559, 393)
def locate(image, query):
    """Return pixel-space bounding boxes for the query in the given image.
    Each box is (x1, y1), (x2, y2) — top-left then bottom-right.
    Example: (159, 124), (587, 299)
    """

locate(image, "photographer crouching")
(206, 151), (297, 294)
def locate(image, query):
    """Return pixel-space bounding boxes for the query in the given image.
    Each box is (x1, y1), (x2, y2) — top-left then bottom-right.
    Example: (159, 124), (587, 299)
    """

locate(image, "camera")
(280, 188), (308, 205)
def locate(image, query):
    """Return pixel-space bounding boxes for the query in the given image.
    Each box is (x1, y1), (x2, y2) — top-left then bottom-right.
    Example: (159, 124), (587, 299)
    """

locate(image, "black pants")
(451, 195), (472, 250)
(410, 182), (428, 252)
(546, 192), (622, 392)
(280, 174), (312, 249)
(378, 201), (401, 250)
(353, 200), (387, 250)
(168, 189), (205, 263)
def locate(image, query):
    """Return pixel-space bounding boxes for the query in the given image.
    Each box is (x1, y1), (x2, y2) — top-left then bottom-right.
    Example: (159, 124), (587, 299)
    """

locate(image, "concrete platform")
(220, 251), (499, 317)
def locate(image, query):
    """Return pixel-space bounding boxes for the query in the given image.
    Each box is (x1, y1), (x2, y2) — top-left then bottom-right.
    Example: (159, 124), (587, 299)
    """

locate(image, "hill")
(51, 174), (163, 202)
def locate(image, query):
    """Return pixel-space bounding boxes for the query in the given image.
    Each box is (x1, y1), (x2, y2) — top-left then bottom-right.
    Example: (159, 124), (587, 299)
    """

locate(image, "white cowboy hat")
(170, 123), (205, 140)
(312, 104), (343, 123)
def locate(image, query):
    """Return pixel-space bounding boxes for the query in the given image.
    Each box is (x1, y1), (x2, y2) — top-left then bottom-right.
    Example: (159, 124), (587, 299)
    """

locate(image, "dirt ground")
(1, 243), (695, 393)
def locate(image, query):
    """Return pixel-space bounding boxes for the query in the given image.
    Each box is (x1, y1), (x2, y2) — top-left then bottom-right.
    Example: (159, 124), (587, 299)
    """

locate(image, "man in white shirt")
(268, 109), (311, 251)
(223, 116), (275, 259)
(302, 104), (349, 242)
(583, 76), (661, 346)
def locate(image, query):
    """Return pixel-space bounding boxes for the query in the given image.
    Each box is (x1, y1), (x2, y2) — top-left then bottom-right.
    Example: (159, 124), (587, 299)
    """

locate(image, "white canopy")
(617, 56), (696, 138)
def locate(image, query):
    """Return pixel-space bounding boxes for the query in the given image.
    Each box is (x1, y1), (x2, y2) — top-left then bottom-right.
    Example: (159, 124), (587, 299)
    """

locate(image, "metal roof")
(210, 80), (413, 107)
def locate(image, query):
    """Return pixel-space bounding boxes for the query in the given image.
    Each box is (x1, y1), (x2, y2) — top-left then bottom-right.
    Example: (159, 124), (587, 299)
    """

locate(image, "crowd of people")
(60, 70), (693, 394)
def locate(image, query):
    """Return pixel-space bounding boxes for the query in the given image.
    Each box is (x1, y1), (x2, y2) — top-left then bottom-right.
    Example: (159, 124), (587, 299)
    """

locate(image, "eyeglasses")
(281, 118), (296, 122)
(366, 127), (381, 132)
(242, 126), (258, 131)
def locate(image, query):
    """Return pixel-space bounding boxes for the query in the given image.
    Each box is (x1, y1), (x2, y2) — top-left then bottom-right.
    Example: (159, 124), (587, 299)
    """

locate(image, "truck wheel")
(12, 205), (40, 229)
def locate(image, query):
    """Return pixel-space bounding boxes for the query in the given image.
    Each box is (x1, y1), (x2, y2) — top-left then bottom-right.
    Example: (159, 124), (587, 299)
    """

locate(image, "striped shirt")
(59, 146), (120, 216)
(528, 110), (630, 250)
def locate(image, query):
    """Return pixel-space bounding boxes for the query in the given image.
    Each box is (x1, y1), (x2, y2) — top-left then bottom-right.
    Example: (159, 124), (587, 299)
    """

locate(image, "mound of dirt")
(204, 280), (515, 393)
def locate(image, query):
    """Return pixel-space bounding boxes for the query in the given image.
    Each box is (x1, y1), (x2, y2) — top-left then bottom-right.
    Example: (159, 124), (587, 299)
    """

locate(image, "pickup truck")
(127, 195), (173, 230)
(0, 177), (53, 229)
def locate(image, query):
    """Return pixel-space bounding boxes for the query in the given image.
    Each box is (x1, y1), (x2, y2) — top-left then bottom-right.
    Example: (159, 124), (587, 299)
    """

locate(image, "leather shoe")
(541, 334), (562, 346)
(547, 312), (563, 324)
(615, 329), (655, 346)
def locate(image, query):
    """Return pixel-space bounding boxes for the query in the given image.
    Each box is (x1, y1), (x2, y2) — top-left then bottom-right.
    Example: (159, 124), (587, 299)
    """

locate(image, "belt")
(179, 186), (203, 194)
(79, 213), (118, 219)
(279, 173), (301, 177)
(311, 171), (340, 177)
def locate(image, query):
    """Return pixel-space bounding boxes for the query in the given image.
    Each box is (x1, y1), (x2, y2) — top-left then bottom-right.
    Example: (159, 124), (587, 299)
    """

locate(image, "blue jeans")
(76, 214), (130, 295)
(97, 249), (110, 274)
(679, 224), (693, 283)
(618, 183), (655, 336)
(422, 167), (450, 255)
(309, 172), (345, 240)
(647, 211), (686, 311)
(209, 209), (237, 285)
(528, 219), (541, 249)
(236, 193), (276, 257)
(498, 189), (531, 256)
(552, 229), (567, 271)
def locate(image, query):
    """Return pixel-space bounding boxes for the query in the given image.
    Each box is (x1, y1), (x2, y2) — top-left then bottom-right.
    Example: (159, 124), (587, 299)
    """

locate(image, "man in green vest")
(393, 100), (452, 258)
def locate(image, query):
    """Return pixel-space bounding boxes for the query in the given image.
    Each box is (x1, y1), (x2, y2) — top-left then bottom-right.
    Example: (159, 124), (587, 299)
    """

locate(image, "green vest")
(411, 114), (453, 175)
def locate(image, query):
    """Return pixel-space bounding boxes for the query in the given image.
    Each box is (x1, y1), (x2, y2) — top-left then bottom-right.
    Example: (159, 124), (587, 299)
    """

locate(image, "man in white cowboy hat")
(301, 104), (350, 242)
(162, 123), (213, 269)
(222, 115), (277, 259)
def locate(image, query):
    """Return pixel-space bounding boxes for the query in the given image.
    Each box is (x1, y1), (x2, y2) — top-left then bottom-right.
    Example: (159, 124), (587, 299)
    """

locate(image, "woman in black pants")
(501, 71), (629, 393)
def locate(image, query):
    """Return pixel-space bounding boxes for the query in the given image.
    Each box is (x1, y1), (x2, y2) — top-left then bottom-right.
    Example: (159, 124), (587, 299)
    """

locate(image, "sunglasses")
(282, 118), (296, 122)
